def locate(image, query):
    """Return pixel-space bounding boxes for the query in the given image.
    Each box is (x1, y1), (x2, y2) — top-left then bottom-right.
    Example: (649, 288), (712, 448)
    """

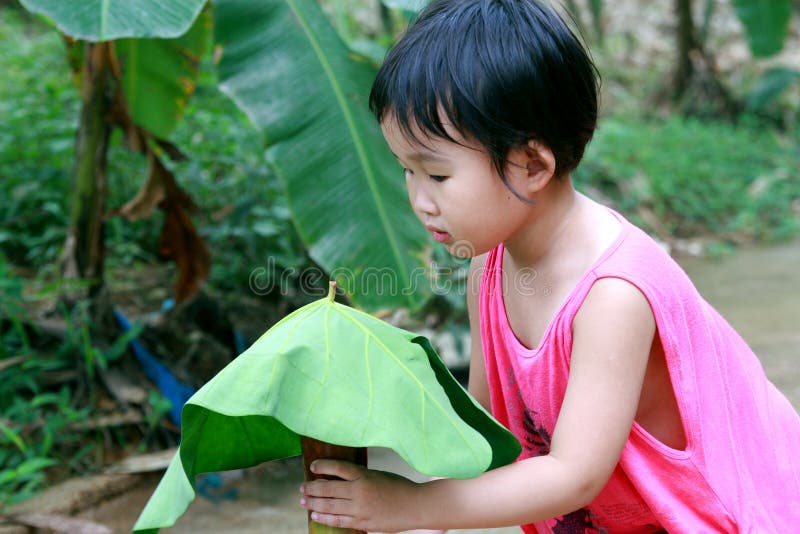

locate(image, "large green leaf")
(214, 0), (433, 311)
(18, 0), (207, 42)
(116, 9), (211, 139)
(731, 0), (792, 57)
(133, 286), (520, 532)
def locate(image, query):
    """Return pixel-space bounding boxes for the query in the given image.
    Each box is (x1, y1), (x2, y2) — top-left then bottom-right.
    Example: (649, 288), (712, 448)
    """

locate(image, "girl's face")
(380, 116), (535, 258)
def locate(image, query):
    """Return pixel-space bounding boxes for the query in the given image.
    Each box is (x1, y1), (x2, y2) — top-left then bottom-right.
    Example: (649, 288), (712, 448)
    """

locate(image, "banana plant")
(731, 0), (799, 112)
(18, 0), (212, 307)
(214, 0), (433, 312)
(133, 282), (521, 533)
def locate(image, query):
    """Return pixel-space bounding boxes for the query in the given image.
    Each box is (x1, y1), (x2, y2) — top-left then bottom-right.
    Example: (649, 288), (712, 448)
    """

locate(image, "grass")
(0, 8), (78, 269)
(576, 115), (800, 242)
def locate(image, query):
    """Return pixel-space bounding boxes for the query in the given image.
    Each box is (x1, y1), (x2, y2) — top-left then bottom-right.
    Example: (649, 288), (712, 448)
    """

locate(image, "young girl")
(300, 1), (800, 531)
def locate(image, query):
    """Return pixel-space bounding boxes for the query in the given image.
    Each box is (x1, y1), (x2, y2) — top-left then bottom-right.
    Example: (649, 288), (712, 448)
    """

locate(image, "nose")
(407, 175), (439, 217)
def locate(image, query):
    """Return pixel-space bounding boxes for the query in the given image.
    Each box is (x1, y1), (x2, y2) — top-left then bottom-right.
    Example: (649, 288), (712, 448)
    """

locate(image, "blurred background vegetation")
(0, 0), (798, 511)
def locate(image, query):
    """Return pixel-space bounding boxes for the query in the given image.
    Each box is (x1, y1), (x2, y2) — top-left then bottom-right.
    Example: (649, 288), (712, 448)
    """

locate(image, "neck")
(503, 176), (582, 269)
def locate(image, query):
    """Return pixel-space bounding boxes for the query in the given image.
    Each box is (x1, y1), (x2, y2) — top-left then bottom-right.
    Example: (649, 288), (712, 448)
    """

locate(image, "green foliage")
(18, 0), (207, 41)
(0, 260), (91, 506)
(730, 0), (799, 115)
(0, 259), (30, 358)
(576, 116), (800, 240)
(165, 73), (315, 294)
(65, 301), (144, 381)
(746, 67), (800, 113)
(731, 0), (793, 58)
(0, 257), (160, 506)
(116, 8), (212, 139)
(145, 392), (173, 432)
(0, 8), (77, 269)
(0, 386), (90, 506)
(214, 0), (432, 311)
(0, 7), (313, 298)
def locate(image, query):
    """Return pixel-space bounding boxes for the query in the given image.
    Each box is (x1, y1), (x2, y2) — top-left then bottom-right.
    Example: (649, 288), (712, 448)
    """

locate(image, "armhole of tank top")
(589, 273), (695, 460)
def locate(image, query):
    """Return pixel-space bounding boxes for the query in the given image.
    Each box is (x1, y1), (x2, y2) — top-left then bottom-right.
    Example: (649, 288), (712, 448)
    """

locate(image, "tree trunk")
(61, 42), (113, 310)
(670, 0), (740, 117)
(673, 0), (696, 102)
(301, 436), (367, 534)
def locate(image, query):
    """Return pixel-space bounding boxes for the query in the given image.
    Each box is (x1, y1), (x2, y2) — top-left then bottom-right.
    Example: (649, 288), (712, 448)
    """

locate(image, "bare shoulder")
(574, 277), (654, 332)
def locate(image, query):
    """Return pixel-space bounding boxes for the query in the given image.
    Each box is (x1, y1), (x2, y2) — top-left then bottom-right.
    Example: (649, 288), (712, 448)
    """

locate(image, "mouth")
(425, 224), (451, 243)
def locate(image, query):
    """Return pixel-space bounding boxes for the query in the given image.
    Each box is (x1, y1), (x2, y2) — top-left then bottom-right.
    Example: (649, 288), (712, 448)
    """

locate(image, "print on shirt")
(522, 409), (604, 533)
(522, 407), (551, 456)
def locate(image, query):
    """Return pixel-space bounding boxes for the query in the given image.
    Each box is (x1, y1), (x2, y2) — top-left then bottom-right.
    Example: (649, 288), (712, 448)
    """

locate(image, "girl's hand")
(300, 459), (428, 532)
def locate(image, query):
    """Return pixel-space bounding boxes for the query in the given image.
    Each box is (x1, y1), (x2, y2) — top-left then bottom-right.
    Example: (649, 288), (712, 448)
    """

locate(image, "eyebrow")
(390, 151), (450, 164)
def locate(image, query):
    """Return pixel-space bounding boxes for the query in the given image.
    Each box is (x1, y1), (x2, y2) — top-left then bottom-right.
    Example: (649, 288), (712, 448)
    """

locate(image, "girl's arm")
(301, 277), (655, 531)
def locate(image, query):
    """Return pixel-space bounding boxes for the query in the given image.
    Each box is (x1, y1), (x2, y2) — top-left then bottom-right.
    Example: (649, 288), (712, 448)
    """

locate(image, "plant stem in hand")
(301, 436), (368, 534)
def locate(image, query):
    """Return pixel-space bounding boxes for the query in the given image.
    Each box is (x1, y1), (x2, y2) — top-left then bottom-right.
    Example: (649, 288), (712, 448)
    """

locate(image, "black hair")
(369, 0), (600, 190)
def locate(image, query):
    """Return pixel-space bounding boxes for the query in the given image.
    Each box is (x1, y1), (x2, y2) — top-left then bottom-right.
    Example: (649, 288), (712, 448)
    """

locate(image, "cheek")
(405, 176), (415, 206)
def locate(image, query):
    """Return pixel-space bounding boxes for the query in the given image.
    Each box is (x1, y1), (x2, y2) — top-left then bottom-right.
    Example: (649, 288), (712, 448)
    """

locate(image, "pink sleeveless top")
(480, 212), (800, 533)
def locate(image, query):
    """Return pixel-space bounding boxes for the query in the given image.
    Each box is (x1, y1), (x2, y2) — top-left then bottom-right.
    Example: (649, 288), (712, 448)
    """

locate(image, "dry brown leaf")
(158, 199), (211, 303)
(112, 151), (168, 222)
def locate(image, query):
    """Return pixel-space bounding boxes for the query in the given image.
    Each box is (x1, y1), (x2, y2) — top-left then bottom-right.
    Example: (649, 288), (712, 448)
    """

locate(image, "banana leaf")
(115, 9), (212, 139)
(132, 284), (521, 532)
(731, 0), (792, 57)
(214, 0), (433, 312)
(18, 0), (207, 42)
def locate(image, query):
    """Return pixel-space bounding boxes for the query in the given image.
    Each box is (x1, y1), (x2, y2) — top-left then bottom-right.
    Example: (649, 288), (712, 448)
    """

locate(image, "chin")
(447, 239), (480, 258)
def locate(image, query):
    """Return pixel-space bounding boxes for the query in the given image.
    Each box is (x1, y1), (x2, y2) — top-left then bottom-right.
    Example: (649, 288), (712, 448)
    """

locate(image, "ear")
(510, 140), (557, 195)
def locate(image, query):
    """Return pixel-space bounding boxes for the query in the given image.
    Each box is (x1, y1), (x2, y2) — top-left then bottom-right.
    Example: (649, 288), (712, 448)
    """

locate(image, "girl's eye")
(430, 175), (447, 182)
(403, 168), (413, 177)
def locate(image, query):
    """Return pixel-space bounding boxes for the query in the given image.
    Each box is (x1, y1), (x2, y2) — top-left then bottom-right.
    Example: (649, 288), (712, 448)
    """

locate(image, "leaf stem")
(327, 280), (337, 302)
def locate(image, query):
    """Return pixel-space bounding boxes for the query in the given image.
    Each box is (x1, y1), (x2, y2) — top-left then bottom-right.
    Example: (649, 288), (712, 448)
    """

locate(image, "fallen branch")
(1, 513), (115, 534)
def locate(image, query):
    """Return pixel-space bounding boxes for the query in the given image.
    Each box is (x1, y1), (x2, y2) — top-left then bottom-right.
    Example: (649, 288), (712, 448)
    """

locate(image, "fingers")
(300, 463), (366, 530)
(300, 463), (418, 532)
(302, 478), (349, 499)
(310, 459), (365, 481)
(300, 491), (361, 530)
(300, 494), (351, 515)
(308, 512), (357, 530)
